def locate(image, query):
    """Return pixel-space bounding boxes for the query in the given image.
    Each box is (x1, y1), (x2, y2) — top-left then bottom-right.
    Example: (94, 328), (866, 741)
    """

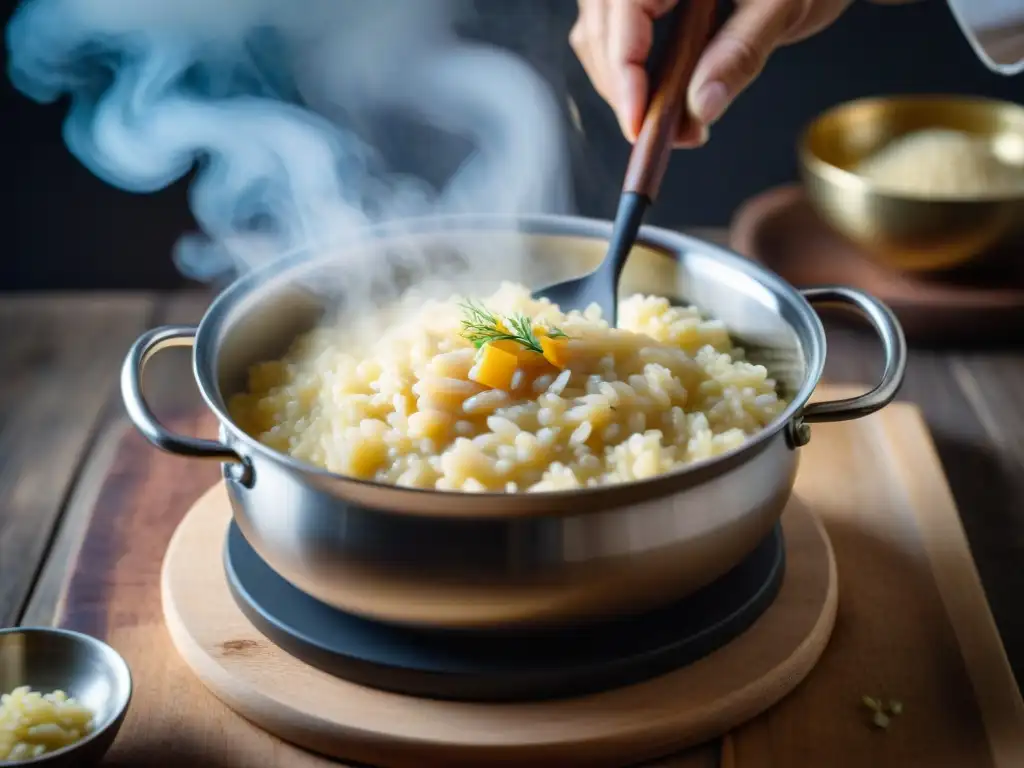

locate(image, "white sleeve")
(946, 0), (1024, 75)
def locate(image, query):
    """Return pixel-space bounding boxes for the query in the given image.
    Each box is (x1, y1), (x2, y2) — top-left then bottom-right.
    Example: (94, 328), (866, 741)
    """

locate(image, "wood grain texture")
(18, 291), (214, 627)
(3, 266), (1022, 766)
(160, 485), (835, 768)
(18, 420), (129, 628)
(818, 326), (1024, 686)
(726, 408), (1011, 767)
(880, 405), (1024, 768)
(47, 388), (1024, 767)
(0, 292), (155, 626)
(945, 353), (1024, 685)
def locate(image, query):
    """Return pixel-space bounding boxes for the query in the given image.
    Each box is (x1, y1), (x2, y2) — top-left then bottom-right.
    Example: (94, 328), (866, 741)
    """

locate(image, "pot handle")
(800, 286), (908, 424)
(121, 325), (251, 477)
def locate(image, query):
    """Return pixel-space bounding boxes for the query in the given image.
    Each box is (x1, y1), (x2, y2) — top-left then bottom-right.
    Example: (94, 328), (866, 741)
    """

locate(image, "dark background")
(3, 0), (1023, 291)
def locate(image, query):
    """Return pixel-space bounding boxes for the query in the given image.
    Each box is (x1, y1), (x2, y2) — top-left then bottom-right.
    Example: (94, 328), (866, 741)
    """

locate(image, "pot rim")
(192, 212), (826, 514)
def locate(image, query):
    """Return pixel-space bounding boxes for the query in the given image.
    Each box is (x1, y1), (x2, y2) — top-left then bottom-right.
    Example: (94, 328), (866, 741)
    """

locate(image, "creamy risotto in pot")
(228, 282), (788, 492)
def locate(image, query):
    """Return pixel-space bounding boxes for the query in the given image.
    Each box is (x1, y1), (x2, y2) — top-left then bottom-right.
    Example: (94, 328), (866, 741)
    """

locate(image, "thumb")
(686, 0), (795, 127)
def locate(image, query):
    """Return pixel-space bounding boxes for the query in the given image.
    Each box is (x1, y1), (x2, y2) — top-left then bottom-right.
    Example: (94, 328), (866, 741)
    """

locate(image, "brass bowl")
(798, 95), (1024, 273)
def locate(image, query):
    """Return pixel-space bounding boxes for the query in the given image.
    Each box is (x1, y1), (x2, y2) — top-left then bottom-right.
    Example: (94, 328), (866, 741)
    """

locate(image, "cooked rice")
(228, 282), (787, 492)
(0, 686), (94, 761)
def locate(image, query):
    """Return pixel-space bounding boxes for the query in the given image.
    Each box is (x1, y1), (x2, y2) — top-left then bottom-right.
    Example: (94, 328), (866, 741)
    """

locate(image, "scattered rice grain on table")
(229, 282), (788, 492)
(0, 686), (94, 761)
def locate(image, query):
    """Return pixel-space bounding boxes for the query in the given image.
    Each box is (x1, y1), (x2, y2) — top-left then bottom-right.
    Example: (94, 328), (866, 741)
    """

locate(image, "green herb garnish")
(458, 300), (567, 354)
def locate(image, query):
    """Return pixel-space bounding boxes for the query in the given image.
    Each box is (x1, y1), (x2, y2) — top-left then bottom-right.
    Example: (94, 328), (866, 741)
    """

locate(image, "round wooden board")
(729, 184), (1024, 347)
(161, 484), (838, 768)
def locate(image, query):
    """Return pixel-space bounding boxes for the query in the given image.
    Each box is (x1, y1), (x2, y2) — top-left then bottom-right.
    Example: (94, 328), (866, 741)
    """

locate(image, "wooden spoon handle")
(623, 0), (718, 200)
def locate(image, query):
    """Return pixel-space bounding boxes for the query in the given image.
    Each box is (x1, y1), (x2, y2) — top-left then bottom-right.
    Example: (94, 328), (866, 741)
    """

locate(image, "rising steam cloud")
(6, 0), (572, 285)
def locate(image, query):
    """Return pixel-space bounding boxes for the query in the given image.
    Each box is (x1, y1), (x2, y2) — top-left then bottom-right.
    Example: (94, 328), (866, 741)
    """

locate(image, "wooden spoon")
(535, 0), (718, 324)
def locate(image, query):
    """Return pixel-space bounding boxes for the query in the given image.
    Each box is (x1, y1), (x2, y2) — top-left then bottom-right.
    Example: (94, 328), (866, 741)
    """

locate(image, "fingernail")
(621, 92), (642, 141)
(618, 112), (637, 143)
(693, 81), (729, 125)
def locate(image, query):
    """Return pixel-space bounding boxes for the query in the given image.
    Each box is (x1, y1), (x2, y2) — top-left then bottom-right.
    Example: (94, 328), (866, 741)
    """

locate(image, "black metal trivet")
(225, 522), (785, 703)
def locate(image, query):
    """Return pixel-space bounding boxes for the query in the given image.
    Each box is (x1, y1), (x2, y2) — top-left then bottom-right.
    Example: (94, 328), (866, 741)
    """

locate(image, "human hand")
(569, 0), (857, 146)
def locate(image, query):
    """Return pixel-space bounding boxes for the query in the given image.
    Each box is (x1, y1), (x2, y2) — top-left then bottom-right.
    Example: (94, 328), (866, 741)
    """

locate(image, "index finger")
(607, 0), (678, 142)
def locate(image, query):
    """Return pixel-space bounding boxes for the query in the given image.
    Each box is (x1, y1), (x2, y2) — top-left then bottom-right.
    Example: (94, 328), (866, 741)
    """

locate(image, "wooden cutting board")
(53, 387), (1024, 767)
(159, 485), (836, 767)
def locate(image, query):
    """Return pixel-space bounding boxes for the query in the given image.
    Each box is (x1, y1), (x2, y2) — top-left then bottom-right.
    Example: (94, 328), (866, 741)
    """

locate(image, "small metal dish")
(0, 627), (132, 767)
(799, 94), (1024, 273)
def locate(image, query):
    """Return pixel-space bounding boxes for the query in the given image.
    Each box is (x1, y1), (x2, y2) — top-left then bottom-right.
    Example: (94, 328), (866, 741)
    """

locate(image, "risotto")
(0, 686), (94, 761)
(228, 282), (787, 492)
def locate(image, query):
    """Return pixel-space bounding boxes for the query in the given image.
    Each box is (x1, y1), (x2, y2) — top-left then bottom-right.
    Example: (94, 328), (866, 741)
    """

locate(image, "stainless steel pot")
(123, 214), (906, 630)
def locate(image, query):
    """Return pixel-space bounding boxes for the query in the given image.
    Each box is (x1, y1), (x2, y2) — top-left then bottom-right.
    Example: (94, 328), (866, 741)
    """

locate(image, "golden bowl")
(798, 95), (1024, 273)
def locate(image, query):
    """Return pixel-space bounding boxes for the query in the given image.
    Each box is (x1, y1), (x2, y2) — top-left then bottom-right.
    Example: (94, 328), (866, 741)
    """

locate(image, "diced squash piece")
(491, 339), (525, 357)
(469, 343), (520, 390)
(492, 339), (546, 368)
(540, 336), (570, 369)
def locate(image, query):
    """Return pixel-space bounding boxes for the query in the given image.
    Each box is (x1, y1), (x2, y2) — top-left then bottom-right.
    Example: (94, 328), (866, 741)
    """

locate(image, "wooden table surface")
(4, 230), (1024, 698)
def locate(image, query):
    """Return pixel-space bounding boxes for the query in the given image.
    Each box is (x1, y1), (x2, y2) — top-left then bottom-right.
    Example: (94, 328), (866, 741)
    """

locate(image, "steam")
(6, 0), (572, 289)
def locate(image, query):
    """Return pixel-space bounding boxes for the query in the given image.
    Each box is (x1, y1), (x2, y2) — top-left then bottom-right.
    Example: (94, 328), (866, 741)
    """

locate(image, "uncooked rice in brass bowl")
(228, 282), (788, 493)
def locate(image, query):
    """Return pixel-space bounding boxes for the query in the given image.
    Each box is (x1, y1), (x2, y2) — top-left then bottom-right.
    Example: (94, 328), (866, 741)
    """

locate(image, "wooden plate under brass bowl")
(730, 184), (1024, 347)
(798, 94), (1024, 273)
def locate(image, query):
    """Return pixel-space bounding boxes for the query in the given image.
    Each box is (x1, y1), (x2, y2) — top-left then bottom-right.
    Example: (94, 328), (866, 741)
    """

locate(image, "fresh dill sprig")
(458, 300), (567, 353)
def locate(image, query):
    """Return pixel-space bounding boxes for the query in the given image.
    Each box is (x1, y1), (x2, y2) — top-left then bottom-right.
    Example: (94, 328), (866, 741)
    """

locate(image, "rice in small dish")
(228, 282), (787, 492)
(0, 686), (94, 761)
